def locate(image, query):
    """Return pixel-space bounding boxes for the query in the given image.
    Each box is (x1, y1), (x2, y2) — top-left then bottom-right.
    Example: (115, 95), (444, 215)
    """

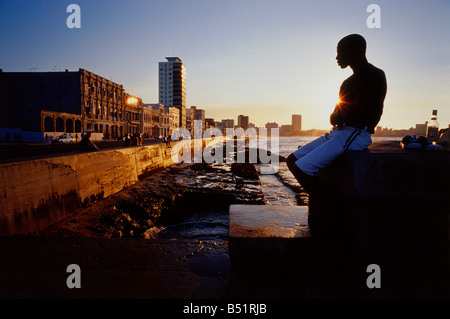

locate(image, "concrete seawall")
(0, 139), (213, 235)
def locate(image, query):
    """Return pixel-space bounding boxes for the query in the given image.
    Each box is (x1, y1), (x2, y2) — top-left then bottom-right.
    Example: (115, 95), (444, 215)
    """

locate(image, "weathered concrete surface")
(0, 139), (213, 235)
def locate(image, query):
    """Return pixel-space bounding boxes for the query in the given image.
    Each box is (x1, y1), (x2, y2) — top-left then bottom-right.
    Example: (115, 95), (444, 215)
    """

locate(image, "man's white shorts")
(291, 125), (372, 176)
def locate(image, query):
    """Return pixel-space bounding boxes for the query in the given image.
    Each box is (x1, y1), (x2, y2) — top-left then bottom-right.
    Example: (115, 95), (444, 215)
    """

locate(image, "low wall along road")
(0, 139), (213, 235)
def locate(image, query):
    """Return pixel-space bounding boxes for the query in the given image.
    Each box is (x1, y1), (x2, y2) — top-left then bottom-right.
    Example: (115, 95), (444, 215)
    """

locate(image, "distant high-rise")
(221, 119), (234, 129)
(292, 114), (302, 133)
(159, 57), (186, 128)
(265, 122), (278, 129)
(237, 115), (249, 130)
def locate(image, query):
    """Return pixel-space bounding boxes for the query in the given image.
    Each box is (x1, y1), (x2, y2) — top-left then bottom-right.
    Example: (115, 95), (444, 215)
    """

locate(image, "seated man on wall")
(80, 132), (98, 152)
(287, 34), (387, 235)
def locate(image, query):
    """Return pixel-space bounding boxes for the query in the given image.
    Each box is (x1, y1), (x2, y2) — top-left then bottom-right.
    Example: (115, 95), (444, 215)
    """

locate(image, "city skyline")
(1, 0), (449, 130)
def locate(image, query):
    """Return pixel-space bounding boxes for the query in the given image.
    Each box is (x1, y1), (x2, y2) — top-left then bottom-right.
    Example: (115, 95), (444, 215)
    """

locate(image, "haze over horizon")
(1, 0), (449, 130)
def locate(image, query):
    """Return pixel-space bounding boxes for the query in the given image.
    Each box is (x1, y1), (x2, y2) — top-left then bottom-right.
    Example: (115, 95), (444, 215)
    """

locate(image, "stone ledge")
(228, 204), (312, 298)
(319, 145), (450, 199)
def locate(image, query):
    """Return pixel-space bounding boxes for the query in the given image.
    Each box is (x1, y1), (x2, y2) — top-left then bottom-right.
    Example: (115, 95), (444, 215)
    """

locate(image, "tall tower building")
(292, 114), (302, 133)
(159, 57), (186, 128)
(237, 115), (249, 130)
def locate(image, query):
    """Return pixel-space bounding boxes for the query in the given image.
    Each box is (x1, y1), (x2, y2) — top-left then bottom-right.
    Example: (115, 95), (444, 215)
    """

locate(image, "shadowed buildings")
(218, 119), (234, 133)
(238, 115), (249, 130)
(0, 68), (131, 139)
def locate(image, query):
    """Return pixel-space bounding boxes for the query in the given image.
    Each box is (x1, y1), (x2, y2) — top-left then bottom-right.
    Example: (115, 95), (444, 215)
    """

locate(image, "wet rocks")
(95, 162), (264, 238)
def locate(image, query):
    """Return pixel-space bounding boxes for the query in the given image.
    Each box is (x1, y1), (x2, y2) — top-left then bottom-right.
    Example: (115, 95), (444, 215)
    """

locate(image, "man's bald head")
(338, 34), (367, 57)
(336, 34), (368, 69)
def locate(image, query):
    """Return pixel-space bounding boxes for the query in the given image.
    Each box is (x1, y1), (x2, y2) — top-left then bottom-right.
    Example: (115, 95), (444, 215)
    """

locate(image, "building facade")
(265, 122), (279, 129)
(124, 93), (143, 136)
(143, 104), (161, 138)
(205, 118), (215, 130)
(148, 104), (166, 137)
(166, 106), (180, 137)
(0, 68), (131, 138)
(280, 124), (293, 136)
(81, 69), (127, 138)
(159, 57), (187, 129)
(237, 115), (249, 130)
(186, 106), (206, 135)
(222, 119), (235, 129)
(292, 114), (302, 134)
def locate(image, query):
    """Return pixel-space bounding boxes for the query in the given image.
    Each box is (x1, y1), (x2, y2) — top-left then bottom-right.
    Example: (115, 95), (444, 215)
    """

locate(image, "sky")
(1, 0), (449, 130)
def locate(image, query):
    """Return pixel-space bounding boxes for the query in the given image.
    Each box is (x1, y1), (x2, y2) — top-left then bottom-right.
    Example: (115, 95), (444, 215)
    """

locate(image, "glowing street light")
(127, 96), (138, 105)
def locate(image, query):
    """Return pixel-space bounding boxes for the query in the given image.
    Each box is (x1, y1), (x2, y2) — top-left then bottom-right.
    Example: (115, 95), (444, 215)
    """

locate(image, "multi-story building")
(143, 103), (163, 138)
(82, 69), (126, 139)
(159, 57), (187, 128)
(124, 93), (143, 136)
(166, 106), (180, 137)
(237, 115), (249, 130)
(142, 104), (154, 137)
(149, 103), (166, 138)
(191, 106), (206, 133)
(205, 118), (215, 130)
(186, 106), (194, 135)
(0, 68), (128, 139)
(186, 106), (207, 136)
(265, 122), (279, 130)
(221, 119), (235, 129)
(292, 114), (302, 134)
(280, 124), (293, 136)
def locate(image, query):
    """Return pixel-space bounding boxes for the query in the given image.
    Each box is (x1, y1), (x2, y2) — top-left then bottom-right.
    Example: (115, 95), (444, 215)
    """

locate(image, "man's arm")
(334, 92), (372, 125)
(330, 70), (387, 128)
(330, 104), (343, 126)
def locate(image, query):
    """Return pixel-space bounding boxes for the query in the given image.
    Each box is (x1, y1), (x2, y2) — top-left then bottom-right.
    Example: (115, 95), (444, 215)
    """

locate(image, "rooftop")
(165, 57), (182, 62)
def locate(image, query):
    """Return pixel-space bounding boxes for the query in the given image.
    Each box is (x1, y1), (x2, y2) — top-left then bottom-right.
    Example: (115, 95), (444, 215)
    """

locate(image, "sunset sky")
(1, 0), (449, 130)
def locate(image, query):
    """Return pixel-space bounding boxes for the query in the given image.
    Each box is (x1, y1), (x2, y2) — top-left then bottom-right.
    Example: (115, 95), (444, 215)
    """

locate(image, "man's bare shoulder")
(368, 63), (386, 78)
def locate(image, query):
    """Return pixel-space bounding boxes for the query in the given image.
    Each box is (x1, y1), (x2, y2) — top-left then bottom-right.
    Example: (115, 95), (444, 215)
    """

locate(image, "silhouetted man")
(287, 34), (387, 234)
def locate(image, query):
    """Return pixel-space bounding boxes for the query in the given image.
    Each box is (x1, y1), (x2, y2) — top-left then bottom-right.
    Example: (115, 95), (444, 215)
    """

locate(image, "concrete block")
(229, 204), (310, 238)
(228, 205), (311, 298)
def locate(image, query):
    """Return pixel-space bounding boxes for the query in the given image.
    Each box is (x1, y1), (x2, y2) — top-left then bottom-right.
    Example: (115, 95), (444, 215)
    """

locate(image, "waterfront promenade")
(0, 138), (164, 163)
